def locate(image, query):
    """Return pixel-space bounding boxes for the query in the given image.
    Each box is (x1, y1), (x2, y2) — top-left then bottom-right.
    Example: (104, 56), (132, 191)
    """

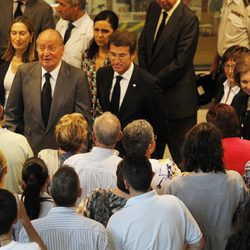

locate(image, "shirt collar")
(91, 146), (120, 156)
(41, 60), (62, 80)
(125, 190), (157, 207)
(72, 13), (86, 29)
(114, 62), (134, 81)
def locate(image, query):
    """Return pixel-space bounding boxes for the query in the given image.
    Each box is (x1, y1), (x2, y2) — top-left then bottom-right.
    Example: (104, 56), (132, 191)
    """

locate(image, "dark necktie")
(111, 76), (123, 115)
(41, 73), (52, 127)
(153, 11), (168, 51)
(63, 22), (74, 44)
(14, 1), (23, 18)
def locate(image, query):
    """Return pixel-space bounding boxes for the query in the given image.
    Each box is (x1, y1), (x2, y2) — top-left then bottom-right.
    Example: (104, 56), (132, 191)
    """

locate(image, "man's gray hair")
(68, 0), (86, 9)
(122, 119), (154, 154)
(93, 112), (121, 146)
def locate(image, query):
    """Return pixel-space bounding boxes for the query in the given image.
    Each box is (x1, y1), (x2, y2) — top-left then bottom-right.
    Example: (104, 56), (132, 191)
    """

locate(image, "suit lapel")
(102, 68), (114, 111)
(28, 62), (44, 127)
(150, 2), (183, 63)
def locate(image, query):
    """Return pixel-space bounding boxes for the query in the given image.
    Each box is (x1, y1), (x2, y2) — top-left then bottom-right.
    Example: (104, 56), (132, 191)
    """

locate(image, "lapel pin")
(133, 84), (136, 87)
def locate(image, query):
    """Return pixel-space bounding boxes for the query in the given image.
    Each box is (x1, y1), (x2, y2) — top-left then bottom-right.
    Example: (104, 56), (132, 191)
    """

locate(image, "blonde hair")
(55, 113), (88, 152)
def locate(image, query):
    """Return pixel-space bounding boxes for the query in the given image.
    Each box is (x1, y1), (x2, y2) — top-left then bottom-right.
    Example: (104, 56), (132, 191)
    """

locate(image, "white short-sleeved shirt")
(107, 191), (202, 250)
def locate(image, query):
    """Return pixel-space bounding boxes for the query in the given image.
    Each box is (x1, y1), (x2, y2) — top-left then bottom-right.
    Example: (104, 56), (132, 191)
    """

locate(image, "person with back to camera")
(0, 188), (47, 249)
(231, 51), (250, 140)
(38, 113), (88, 177)
(206, 103), (250, 176)
(165, 122), (249, 250)
(0, 16), (35, 107)
(21, 157), (53, 220)
(19, 166), (108, 250)
(77, 160), (129, 227)
(122, 119), (181, 195)
(107, 153), (204, 250)
(82, 10), (119, 120)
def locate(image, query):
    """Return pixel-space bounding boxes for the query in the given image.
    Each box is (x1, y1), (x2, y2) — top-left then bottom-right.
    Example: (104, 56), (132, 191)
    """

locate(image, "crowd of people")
(0, 0), (250, 249)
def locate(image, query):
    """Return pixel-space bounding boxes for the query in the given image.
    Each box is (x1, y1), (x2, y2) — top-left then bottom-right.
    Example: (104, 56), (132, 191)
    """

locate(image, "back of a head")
(122, 119), (154, 155)
(182, 123), (225, 173)
(50, 166), (80, 207)
(121, 153), (153, 193)
(93, 112), (121, 146)
(108, 29), (136, 53)
(0, 189), (17, 235)
(22, 157), (49, 220)
(55, 113), (88, 152)
(206, 104), (240, 138)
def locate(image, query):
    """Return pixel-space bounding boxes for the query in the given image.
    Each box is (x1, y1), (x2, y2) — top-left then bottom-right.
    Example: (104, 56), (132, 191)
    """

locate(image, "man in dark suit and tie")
(96, 29), (167, 157)
(138, 0), (199, 164)
(4, 29), (91, 155)
(0, 0), (55, 56)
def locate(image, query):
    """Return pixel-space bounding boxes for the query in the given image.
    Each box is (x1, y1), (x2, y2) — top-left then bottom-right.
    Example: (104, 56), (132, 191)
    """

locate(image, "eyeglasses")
(223, 63), (235, 70)
(109, 52), (130, 62)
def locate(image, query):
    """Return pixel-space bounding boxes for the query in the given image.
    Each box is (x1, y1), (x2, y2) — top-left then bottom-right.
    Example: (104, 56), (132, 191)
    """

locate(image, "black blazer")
(96, 63), (167, 140)
(138, 1), (199, 119)
(0, 59), (10, 106)
(231, 90), (250, 139)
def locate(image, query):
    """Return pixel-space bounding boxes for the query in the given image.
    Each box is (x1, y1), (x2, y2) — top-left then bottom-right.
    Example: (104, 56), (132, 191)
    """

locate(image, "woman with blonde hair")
(38, 113), (88, 177)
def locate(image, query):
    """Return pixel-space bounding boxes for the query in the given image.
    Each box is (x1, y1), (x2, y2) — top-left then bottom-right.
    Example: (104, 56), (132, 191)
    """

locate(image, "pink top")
(222, 137), (250, 176)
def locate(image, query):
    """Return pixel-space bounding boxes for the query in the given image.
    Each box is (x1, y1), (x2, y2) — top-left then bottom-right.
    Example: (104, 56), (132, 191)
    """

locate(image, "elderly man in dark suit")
(0, 0), (55, 56)
(96, 29), (167, 157)
(138, 0), (199, 164)
(4, 29), (91, 155)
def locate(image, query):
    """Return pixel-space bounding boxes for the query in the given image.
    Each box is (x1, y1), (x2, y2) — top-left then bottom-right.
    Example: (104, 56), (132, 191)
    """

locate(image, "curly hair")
(182, 123), (225, 173)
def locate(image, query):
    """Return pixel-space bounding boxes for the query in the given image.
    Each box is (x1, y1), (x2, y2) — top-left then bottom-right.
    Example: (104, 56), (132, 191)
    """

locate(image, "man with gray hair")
(64, 112), (122, 199)
(122, 119), (181, 194)
(56, 0), (93, 68)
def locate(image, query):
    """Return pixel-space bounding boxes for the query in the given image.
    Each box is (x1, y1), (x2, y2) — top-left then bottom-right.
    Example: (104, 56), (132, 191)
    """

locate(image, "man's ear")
(117, 131), (122, 142)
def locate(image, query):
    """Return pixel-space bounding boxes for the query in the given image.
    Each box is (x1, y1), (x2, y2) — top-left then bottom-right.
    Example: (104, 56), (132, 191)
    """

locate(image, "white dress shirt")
(64, 147), (121, 201)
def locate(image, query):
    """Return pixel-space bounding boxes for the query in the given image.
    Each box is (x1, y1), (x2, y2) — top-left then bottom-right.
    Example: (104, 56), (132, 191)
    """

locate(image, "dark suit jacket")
(0, 59), (10, 106)
(0, 0), (55, 54)
(231, 90), (250, 140)
(138, 1), (199, 120)
(4, 60), (91, 155)
(96, 63), (167, 141)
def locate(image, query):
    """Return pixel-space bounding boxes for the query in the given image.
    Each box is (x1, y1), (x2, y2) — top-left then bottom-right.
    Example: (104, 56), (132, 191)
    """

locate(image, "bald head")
(93, 112), (121, 147)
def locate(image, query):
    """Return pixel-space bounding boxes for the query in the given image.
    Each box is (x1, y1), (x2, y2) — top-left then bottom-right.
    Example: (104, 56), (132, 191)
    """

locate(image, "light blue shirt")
(19, 207), (108, 250)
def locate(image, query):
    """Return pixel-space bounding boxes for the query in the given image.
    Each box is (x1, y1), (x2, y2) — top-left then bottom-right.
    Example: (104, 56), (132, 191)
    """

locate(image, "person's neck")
(98, 47), (109, 59)
(14, 49), (25, 60)
(110, 187), (130, 199)
(94, 142), (116, 149)
(0, 232), (12, 247)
